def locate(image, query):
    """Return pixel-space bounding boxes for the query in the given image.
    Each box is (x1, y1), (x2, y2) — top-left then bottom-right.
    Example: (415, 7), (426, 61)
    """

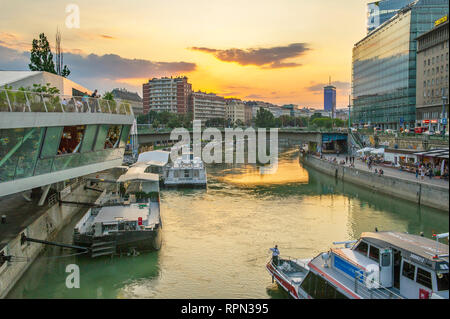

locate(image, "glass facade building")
(352, 0), (449, 130)
(324, 85), (336, 113)
(367, 0), (415, 33)
(0, 124), (131, 183)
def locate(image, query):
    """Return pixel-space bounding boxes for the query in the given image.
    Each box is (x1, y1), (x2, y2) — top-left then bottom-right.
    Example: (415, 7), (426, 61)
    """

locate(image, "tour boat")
(267, 231), (449, 299)
(163, 152), (207, 187)
(73, 163), (162, 257)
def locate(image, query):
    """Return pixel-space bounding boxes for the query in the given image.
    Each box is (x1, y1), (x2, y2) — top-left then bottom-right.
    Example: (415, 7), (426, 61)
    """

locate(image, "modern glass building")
(367, 0), (415, 33)
(324, 85), (336, 113)
(352, 0), (449, 130)
(0, 86), (134, 197)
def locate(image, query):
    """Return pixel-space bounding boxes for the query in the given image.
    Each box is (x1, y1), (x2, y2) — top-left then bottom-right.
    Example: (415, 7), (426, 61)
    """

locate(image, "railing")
(0, 88), (135, 116)
(352, 271), (403, 299)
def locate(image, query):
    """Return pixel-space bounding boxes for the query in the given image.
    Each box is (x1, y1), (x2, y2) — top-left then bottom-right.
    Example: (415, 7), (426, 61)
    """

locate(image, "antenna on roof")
(55, 27), (63, 76)
(329, 76), (331, 86)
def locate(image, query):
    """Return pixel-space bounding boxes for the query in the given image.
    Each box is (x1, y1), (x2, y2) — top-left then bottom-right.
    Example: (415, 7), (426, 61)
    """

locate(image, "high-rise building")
(352, 0), (448, 130)
(142, 76), (192, 114)
(190, 91), (226, 125)
(324, 83), (336, 115)
(415, 15), (449, 133)
(367, 0), (415, 33)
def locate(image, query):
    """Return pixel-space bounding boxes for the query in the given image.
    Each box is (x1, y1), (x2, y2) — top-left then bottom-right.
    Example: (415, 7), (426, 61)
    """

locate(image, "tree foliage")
(29, 33), (71, 77)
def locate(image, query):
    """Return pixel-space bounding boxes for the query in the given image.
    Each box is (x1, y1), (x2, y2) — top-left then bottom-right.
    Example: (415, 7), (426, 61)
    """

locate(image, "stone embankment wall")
(0, 183), (103, 298)
(301, 154), (449, 212)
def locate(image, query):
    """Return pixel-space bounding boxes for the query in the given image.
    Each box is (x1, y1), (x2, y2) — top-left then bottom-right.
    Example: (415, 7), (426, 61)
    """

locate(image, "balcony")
(0, 88), (135, 116)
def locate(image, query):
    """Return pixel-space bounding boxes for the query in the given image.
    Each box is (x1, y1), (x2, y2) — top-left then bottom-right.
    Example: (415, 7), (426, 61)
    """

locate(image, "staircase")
(90, 240), (116, 258)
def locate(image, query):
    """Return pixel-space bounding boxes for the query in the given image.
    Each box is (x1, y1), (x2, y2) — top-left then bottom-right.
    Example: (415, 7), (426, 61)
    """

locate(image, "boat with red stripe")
(266, 231), (449, 299)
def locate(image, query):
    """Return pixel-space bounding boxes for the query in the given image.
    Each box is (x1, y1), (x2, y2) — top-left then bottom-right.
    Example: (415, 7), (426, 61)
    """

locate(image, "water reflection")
(7, 147), (448, 299)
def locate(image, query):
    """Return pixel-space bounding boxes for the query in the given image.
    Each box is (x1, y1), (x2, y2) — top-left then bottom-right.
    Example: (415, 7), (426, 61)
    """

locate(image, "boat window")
(299, 272), (314, 297)
(436, 272), (449, 291)
(184, 170), (190, 178)
(381, 252), (390, 267)
(402, 261), (415, 281)
(368, 245), (380, 262)
(355, 241), (369, 256)
(416, 267), (433, 289)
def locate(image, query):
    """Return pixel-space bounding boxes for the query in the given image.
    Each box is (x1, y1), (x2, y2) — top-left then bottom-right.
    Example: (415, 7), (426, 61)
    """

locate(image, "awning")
(413, 149), (449, 158)
(370, 148), (385, 155)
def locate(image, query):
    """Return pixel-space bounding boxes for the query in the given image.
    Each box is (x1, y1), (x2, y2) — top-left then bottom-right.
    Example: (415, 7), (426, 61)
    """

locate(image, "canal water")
(7, 147), (449, 298)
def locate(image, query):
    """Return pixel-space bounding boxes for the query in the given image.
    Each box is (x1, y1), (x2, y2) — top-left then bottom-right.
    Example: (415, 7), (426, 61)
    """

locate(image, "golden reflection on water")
(219, 157), (309, 186)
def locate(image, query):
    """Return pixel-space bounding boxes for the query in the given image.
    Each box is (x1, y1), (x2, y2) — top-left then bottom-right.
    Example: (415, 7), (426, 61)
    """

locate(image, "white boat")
(73, 163), (162, 257)
(163, 152), (207, 187)
(267, 231), (449, 299)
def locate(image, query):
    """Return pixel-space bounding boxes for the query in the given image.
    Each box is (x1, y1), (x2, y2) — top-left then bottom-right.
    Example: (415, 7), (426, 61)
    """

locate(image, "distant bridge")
(136, 126), (348, 149)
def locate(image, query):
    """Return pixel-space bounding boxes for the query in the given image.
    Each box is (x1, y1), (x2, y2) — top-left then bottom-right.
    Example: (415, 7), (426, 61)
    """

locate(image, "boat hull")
(73, 225), (162, 256)
(266, 261), (301, 299)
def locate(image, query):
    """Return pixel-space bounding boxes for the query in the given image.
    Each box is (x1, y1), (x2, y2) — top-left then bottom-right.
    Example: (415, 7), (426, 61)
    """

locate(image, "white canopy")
(116, 163), (159, 183)
(356, 147), (375, 154)
(370, 148), (385, 155)
(137, 150), (170, 167)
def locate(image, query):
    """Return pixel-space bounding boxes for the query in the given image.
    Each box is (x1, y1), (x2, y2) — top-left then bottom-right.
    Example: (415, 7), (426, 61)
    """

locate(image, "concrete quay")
(300, 153), (449, 212)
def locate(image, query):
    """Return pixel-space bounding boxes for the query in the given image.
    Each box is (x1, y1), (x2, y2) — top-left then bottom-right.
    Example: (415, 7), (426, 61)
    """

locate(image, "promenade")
(319, 154), (449, 189)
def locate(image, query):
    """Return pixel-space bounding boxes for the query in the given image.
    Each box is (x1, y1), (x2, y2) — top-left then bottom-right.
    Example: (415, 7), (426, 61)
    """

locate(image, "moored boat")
(267, 231), (449, 299)
(73, 163), (162, 257)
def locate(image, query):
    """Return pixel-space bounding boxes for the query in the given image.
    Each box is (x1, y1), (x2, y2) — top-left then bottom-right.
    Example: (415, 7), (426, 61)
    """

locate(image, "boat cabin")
(320, 231), (449, 299)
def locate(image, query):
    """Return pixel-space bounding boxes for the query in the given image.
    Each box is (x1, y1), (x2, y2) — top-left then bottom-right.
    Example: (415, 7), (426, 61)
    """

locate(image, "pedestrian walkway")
(318, 154), (449, 189)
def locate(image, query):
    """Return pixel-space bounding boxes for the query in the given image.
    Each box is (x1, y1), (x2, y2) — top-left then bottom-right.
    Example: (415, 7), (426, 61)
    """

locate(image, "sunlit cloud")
(306, 81), (350, 96)
(190, 43), (310, 69)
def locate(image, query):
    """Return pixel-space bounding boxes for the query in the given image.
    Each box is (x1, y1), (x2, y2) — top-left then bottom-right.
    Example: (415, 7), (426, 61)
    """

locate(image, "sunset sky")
(0, 0), (368, 108)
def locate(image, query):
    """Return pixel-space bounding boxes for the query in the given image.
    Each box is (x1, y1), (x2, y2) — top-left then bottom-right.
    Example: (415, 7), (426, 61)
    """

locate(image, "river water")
(7, 147), (449, 298)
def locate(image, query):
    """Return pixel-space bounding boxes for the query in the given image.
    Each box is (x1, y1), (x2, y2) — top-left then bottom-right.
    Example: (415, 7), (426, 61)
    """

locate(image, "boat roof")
(116, 163), (159, 183)
(361, 231), (449, 270)
(136, 150), (170, 167)
(93, 204), (150, 223)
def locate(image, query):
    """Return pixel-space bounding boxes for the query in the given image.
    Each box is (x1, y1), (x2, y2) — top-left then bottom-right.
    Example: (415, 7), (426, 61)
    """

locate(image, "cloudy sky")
(0, 0), (368, 108)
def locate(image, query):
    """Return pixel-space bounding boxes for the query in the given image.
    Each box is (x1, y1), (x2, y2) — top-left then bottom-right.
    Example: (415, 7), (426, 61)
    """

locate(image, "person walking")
(415, 167), (419, 179)
(420, 167), (425, 180)
(270, 245), (280, 266)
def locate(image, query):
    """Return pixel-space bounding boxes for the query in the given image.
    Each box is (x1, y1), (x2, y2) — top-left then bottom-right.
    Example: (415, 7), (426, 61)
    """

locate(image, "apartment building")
(142, 76), (192, 114)
(190, 91), (226, 125)
(225, 99), (246, 125)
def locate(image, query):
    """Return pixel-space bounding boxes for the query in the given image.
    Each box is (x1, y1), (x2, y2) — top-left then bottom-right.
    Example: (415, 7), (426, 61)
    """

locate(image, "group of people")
(415, 164), (434, 180)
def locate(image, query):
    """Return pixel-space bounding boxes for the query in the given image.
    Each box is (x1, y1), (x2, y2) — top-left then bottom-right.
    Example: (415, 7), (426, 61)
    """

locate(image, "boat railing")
(351, 271), (404, 299)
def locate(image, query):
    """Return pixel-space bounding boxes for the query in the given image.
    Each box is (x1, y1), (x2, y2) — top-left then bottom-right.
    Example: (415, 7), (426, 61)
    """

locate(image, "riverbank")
(0, 180), (103, 298)
(300, 153), (449, 212)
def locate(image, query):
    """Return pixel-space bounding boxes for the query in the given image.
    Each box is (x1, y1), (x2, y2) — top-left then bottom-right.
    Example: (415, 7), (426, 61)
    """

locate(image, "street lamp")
(347, 95), (351, 130)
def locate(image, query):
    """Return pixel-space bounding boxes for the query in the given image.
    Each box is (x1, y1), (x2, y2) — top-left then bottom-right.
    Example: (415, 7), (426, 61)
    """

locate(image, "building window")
(402, 261), (415, 281)
(57, 125), (86, 155)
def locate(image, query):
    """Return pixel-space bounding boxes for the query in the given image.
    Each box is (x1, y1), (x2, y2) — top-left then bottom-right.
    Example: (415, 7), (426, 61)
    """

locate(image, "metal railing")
(0, 88), (135, 116)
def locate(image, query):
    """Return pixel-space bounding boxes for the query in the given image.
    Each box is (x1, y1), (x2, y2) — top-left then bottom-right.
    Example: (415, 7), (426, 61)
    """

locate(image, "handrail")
(0, 88), (136, 116)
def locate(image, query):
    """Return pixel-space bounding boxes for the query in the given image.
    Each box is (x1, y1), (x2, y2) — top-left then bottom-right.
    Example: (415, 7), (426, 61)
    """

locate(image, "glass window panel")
(416, 267), (433, 289)
(119, 125), (131, 148)
(105, 125), (121, 149)
(57, 125), (86, 154)
(0, 128), (25, 182)
(41, 127), (63, 158)
(402, 261), (415, 281)
(80, 125), (98, 153)
(94, 125), (110, 151)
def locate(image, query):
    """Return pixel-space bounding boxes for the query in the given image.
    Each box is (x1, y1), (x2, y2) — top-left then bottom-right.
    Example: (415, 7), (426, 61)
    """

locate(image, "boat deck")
(308, 255), (403, 299)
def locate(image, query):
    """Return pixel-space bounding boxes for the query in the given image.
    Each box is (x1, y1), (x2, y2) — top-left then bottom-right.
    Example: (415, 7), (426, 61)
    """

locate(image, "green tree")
(29, 33), (70, 77)
(29, 33), (56, 74)
(255, 107), (276, 128)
